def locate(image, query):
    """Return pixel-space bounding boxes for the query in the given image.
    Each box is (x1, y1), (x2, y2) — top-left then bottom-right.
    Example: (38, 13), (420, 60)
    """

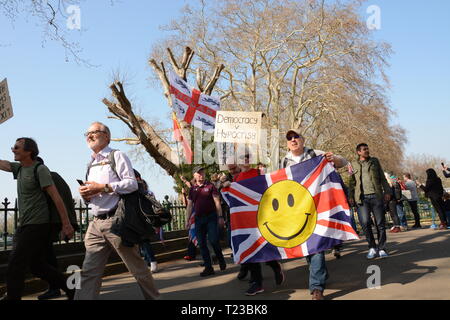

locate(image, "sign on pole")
(214, 111), (262, 144)
(0, 78), (13, 124)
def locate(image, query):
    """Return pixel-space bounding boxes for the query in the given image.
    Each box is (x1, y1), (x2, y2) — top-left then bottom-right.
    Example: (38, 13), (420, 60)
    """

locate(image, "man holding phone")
(442, 163), (450, 178)
(75, 121), (159, 300)
(0, 138), (75, 300)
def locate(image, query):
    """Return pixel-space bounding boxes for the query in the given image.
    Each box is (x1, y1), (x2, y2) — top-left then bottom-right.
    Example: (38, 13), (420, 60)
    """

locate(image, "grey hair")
(90, 121), (111, 143)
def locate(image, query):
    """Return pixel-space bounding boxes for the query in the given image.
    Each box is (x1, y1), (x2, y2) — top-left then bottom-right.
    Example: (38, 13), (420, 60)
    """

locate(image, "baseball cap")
(286, 129), (303, 139)
(192, 166), (205, 174)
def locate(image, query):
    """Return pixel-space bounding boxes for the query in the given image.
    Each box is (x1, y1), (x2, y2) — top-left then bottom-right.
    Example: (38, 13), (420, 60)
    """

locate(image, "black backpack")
(137, 183), (172, 228)
(30, 163), (80, 241)
(86, 150), (172, 229)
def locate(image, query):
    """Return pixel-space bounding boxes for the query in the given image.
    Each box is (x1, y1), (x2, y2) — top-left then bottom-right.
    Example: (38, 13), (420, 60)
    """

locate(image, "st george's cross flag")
(221, 156), (359, 264)
(169, 71), (220, 133)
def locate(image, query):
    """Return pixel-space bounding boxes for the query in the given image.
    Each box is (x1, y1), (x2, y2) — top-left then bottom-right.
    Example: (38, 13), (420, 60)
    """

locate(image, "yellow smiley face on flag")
(257, 180), (317, 248)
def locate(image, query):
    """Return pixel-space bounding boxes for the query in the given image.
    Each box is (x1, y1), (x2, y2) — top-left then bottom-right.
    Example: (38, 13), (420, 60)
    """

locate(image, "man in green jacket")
(348, 143), (391, 259)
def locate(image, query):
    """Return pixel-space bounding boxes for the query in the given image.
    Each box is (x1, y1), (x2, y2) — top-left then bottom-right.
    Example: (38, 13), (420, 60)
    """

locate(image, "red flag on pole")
(172, 112), (192, 164)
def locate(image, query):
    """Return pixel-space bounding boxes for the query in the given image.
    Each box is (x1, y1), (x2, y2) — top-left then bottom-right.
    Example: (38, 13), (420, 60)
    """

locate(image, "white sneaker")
(150, 262), (158, 273)
(378, 250), (389, 258)
(367, 248), (377, 259)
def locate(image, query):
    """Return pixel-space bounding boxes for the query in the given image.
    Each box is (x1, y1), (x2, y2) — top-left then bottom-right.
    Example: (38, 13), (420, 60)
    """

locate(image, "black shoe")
(274, 267), (285, 285)
(200, 267), (215, 277)
(412, 224), (422, 229)
(65, 288), (75, 300)
(245, 282), (264, 296)
(219, 259), (226, 271)
(38, 289), (62, 300)
(333, 248), (342, 259)
(237, 268), (248, 281)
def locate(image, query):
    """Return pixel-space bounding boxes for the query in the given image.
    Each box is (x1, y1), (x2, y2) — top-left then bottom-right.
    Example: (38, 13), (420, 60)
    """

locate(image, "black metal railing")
(0, 198), (92, 251)
(1, 197), (189, 251)
(384, 200), (436, 224)
(162, 200), (187, 232)
(1, 196), (439, 251)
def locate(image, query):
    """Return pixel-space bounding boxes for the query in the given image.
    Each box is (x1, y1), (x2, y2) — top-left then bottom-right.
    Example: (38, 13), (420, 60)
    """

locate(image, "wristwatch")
(103, 184), (111, 193)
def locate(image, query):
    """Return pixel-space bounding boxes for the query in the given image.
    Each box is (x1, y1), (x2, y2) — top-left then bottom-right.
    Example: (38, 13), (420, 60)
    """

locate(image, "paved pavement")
(25, 226), (450, 300)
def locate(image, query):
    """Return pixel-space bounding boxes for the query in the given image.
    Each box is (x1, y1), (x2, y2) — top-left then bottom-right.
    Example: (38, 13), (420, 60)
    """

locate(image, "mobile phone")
(77, 179), (85, 186)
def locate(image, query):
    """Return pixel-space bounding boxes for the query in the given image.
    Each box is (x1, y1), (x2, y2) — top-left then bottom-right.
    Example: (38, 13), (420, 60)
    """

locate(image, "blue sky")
(1, 0), (449, 202)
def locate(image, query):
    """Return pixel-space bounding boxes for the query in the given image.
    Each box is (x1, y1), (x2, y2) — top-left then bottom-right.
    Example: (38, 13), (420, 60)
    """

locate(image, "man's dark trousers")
(6, 224), (69, 300)
(357, 194), (387, 250)
(407, 201), (421, 226)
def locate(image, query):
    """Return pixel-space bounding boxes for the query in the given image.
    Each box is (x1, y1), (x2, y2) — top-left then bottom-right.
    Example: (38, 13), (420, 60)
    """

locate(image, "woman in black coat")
(419, 169), (447, 229)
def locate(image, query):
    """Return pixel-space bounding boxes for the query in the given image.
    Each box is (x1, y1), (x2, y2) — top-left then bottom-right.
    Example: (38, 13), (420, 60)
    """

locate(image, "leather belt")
(94, 208), (117, 220)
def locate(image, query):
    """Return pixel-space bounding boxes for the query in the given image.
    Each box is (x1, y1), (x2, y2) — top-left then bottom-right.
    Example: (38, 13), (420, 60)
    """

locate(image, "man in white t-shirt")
(280, 130), (348, 300)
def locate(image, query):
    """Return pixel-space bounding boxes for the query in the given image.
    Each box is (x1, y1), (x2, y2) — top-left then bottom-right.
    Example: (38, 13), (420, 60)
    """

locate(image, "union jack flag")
(221, 156), (358, 264)
(188, 210), (198, 247)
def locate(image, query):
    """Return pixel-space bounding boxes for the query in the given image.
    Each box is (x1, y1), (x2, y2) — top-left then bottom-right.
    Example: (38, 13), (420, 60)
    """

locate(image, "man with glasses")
(75, 122), (159, 300)
(281, 129), (348, 300)
(0, 138), (75, 300)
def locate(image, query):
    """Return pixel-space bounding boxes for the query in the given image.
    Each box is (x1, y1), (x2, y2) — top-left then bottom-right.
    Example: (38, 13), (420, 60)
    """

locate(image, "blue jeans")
(306, 252), (328, 292)
(349, 207), (358, 233)
(446, 211), (450, 226)
(195, 212), (225, 268)
(139, 240), (156, 263)
(396, 203), (407, 227)
(357, 194), (386, 250)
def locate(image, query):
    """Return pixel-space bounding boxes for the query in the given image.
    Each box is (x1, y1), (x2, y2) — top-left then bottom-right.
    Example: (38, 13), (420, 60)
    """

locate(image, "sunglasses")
(287, 135), (300, 141)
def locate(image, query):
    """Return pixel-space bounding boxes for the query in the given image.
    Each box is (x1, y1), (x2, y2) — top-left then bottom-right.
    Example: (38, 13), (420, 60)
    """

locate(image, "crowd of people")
(180, 132), (450, 299)
(0, 122), (449, 300)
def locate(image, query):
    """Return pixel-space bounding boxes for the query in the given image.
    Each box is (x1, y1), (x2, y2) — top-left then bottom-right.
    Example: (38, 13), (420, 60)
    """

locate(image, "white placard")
(0, 78), (13, 124)
(214, 111), (262, 144)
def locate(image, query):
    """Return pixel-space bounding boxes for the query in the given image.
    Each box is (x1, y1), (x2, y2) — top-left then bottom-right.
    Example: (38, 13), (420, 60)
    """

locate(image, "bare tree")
(0, 0), (109, 66)
(148, 0), (406, 168)
(102, 46), (225, 179)
(101, 0), (407, 181)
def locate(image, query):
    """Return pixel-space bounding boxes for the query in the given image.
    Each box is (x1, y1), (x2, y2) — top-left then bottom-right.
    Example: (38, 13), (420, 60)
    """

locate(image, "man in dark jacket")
(348, 143), (391, 259)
